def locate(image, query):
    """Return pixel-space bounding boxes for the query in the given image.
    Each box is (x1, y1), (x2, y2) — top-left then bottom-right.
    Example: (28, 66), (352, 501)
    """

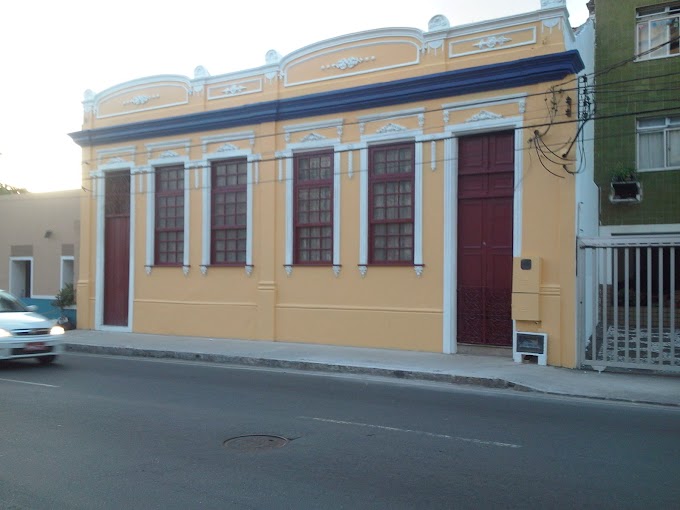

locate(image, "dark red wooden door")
(103, 172), (130, 326)
(457, 132), (514, 346)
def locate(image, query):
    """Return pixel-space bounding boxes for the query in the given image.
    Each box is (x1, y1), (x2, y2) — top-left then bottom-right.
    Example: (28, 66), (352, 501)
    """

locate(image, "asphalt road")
(1, 353), (679, 510)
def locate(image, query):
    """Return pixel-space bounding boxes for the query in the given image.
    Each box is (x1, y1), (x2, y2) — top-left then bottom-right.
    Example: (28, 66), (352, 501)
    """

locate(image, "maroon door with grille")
(457, 131), (514, 346)
(103, 172), (130, 326)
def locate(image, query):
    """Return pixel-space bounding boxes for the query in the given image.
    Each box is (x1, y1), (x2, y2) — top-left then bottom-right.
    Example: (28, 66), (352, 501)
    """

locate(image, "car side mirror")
(26, 305), (38, 312)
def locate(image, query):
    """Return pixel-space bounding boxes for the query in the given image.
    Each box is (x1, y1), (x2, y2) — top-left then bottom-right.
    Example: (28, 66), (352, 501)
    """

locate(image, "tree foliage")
(0, 182), (28, 195)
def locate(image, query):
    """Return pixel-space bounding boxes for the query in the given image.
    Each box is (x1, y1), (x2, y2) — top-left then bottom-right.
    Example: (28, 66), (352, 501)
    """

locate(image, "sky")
(0, 1), (589, 192)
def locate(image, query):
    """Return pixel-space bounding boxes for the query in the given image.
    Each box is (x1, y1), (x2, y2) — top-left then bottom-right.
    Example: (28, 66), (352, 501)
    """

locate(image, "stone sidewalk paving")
(63, 329), (680, 407)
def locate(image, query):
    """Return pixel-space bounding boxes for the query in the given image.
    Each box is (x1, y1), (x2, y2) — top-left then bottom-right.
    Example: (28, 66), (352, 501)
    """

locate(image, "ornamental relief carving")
(474, 36), (511, 49)
(321, 56), (376, 71)
(217, 143), (239, 152)
(159, 150), (180, 158)
(223, 84), (247, 95)
(376, 122), (407, 134)
(122, 93), (160, 106)
(465, 110), (504, 123)
(427, 14), (450, 32)
(207, 79), (263, 100)
(300, 132), (327, 142)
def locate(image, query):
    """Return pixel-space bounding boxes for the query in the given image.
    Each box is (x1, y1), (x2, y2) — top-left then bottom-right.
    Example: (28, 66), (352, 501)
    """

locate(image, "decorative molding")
(542, 18), (561, 29)
(83, 89), (95, 113)
(123, 94), (160, 106)
(223, 84), (247, 95)
(245, 265), (254, 277)
(449, 27), (537, 59)
(377, 122), (407, 134)
(358, 265), (367, 278)
(300, 132), (326, 142)
(284, 118), (344, 144)
(414, 265), (424, 277)
(265, 49), (282, 64)
(72, 52), (584, 147)
(427, 39), (444, 55)
(359, 123), (365, 135)
(519, 99), (527, 113)
(207, 79), (263, 100)
(284, 38), (421, 87)
(431, 141), (436, 171)
(333, 265), (341, 277)
(182, 265), (190, 276)
(145, 265), (152, 275)
(418, 113), (425, 129)
(322, 56), (375, 71)
(200, 265), (208, 275)
(192, 66), (209, 94)
(276, 152), (286, 181)
(465, 110), (504, 122)
(265, 70), (281, 83)
(145, 139), (191, 160)
(107, 157), (127, 164)
(194, 66), (210, 79)
(200, 131), (255, 155)
(428, 14), (450, 31)
(284, 265), (293, 277)
(348, 149), (354, 179)
(474, 36), (511, 49)
(443, 110), (450, 124)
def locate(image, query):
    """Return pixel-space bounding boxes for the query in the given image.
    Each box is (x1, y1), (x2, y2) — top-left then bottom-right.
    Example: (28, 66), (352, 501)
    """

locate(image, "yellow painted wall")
(76, 9), (581, 365)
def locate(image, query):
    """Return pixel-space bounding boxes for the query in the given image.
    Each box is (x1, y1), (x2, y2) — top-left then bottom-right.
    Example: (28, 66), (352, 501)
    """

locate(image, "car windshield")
(0, 291), (28, 313)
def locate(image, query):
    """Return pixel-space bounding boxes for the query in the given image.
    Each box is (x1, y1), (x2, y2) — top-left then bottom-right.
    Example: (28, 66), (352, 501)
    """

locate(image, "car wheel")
(37, 355), (57, 365)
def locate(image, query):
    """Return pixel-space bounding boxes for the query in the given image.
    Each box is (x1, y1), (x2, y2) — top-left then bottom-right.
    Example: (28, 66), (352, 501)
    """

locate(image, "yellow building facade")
(71, 2), (588, 367)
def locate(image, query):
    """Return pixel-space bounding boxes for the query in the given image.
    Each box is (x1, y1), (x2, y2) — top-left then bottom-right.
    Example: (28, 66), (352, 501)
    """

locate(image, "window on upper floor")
(368, 143), (414, 264)
(155, 165), (184, 265)
(637, 116), (680, 170)
(294, 150), (333, 265)
(211, 159), (247, 265)
(636, 3), (680, 60)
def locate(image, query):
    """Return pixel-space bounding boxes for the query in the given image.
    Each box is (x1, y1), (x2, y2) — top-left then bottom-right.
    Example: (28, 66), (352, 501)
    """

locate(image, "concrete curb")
(64, 343), (534, 392)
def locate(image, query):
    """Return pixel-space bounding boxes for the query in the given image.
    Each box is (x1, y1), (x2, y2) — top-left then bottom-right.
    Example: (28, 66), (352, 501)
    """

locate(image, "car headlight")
(0, 328), (11, 338)
(50, 325), (65, 335)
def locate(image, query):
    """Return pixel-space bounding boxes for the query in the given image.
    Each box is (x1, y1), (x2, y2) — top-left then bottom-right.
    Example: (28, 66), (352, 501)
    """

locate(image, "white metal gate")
(578, 236), (680, 372)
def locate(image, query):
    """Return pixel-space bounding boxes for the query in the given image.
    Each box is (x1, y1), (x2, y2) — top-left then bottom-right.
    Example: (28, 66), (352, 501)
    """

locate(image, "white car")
(0, 290), (65, 365)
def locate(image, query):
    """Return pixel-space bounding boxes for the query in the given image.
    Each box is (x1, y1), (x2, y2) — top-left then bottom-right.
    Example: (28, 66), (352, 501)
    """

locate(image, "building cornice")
(70, 50), (584, 147)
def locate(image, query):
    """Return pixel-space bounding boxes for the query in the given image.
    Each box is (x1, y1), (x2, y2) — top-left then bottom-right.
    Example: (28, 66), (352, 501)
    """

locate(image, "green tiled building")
(595, 0), (680, 229)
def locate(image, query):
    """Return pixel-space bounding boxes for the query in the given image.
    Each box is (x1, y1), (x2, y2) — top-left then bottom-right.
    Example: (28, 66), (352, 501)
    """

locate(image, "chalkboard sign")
(516, 332), (545, 354)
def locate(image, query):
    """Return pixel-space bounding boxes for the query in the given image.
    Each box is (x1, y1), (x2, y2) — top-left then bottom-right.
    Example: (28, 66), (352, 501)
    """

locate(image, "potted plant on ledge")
(610, 167), (641, 203)
(52, 283), (76, 330)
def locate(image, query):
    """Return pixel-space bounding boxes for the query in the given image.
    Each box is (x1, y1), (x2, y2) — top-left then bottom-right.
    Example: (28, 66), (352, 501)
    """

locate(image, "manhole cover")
(223, 435), (289, 451)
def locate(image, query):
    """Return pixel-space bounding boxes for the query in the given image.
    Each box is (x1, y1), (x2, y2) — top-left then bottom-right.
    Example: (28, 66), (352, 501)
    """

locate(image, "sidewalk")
(63, 330), (680, 407)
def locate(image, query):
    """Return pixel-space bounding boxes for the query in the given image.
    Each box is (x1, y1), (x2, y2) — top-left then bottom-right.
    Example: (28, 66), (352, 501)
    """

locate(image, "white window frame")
(200, 149), (255, 275)
(146, 156), (191, 274)
(441, 115), (525, 354)
(284, 139), (342, 277)
(60, 256), (75, 291)
(637, 116), (680, 171)
(92, 152), (137, 332)
(357, 127), (424, 277)
(8, 256), (33, 299)
(636, 3), (680, 61)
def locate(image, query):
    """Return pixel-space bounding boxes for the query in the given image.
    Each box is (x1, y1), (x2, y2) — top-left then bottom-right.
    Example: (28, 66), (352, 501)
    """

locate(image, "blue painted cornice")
(70, 50), (584, 147)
